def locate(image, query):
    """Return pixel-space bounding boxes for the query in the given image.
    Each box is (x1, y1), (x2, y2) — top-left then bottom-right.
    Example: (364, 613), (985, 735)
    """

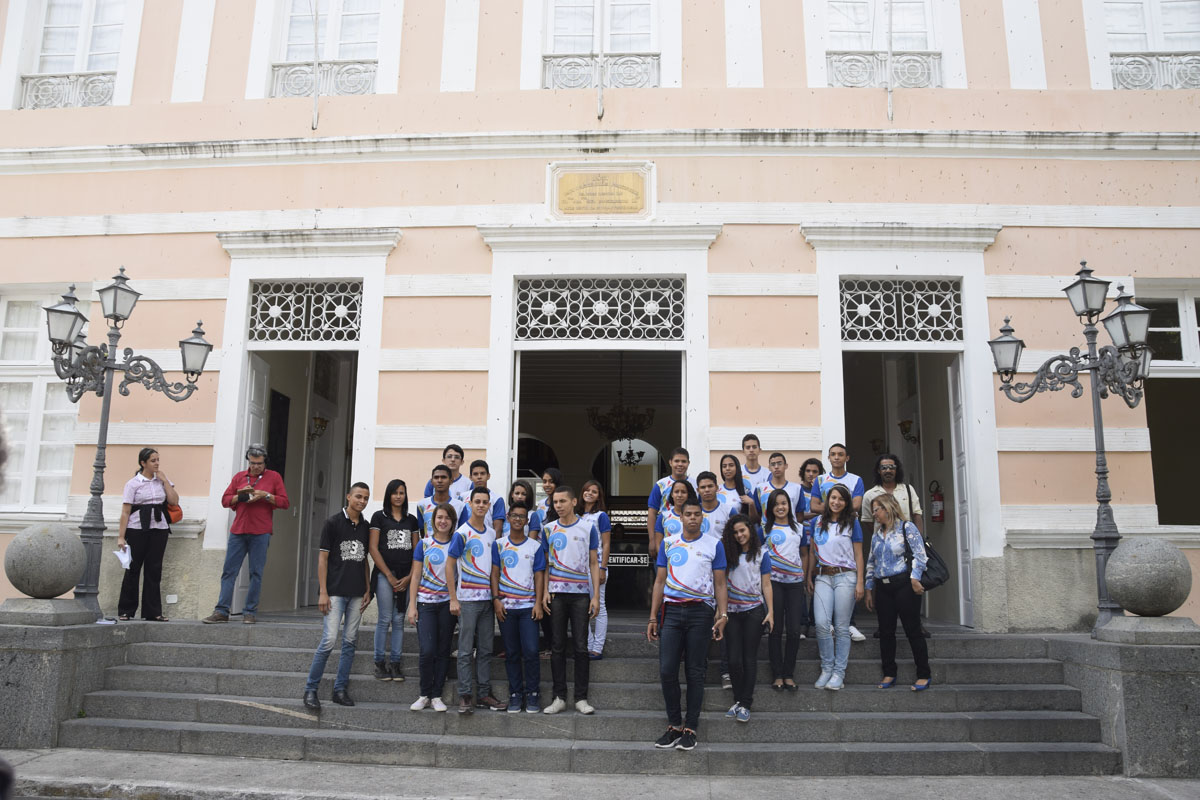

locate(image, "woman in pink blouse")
(116, 448), (180, 621)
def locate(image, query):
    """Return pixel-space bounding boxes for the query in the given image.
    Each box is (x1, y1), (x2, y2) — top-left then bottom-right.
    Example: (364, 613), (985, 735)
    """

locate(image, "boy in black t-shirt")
(303, 483), (372, 711)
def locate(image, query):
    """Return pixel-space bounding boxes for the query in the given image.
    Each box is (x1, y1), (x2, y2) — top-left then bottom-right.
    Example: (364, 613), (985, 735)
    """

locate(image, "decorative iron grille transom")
(840, 278), (962, 342)
(249, 280), (363, 343)
(515, 278), (684, 340)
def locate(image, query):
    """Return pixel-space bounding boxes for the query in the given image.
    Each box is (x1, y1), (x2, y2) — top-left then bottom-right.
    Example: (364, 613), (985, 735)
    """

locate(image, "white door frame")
(204, 228), (399, 551)
(809, 229), (1005, 625)
(479, 225), (721, 492)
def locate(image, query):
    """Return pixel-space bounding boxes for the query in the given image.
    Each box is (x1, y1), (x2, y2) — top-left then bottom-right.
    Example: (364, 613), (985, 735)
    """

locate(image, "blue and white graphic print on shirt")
(763, 522), (806, 583)
(455, 488), (506, 525)
(701, 496), (735, 540)
(718, 483), (746, 508)
(654, 507), (684, 539)
(865, 520), (927, 590)
(413, 537), (452, 603)
(527, 496), (551, 535)
(755, 480), (805, 520)
(647, 475), (696, 514)
(447, 521), (496, 602)
(816, 471), (865, 503)
(415, 495), (465, 539)
(656, 533), (728, 608)
(727, 550), (772, 612)
(741, 464), (772, 495)
(811, 519), (864, 571)
(423, 473), (472, 499)
(492, 535), (547, 610)
(543, 518), (599, 594)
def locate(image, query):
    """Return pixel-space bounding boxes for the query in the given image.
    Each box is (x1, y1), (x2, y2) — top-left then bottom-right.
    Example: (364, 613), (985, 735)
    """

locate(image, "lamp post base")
(0, 597), (98, 626)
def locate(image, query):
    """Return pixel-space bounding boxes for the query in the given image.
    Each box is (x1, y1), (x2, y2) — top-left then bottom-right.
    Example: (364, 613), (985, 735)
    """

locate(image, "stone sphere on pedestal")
(1106, 537), (1192, 617)
(3, 522), (86, 599)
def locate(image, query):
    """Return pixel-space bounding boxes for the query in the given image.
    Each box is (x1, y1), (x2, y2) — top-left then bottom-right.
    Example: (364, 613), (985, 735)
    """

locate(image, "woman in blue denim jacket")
(864, 493), (931, 691)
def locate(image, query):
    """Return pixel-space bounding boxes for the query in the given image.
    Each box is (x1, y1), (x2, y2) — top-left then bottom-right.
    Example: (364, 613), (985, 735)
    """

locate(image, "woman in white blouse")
(116, 448), (179, 621)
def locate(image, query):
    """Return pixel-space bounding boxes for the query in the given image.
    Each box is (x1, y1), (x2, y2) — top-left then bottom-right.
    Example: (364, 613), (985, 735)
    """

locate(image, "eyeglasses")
(879, 465), (897, 471)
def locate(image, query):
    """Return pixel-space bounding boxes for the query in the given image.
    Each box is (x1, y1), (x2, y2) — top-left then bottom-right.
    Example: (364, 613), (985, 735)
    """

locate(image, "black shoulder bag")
(901, 486), (950, 590)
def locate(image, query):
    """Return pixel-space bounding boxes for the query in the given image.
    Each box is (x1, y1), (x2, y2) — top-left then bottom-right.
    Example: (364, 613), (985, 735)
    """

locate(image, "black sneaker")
(675, 729), (697, 751)
(374, 662), (389, 681)
(654, 727), (683, 749)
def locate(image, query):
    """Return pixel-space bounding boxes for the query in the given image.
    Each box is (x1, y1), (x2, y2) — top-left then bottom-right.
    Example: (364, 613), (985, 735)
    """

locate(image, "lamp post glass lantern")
(988, 263), (1152, 636)
(43, 268), (211, 616)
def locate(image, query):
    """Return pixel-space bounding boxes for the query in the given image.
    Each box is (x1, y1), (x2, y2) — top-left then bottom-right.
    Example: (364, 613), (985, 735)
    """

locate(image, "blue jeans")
(814, 571), (857, 678)
(214, 533), (271, 616)
(417, 601), (453, 698)
(373, 572), (406, 663)
(659, 602), (714, 731)
(500, 606), (540, 698)
(305, 595), (363, 693)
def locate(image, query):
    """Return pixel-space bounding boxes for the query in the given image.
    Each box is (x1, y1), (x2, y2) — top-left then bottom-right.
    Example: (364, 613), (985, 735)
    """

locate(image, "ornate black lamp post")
(43, 268), (213, 615)
(987, 262), (1153, 635)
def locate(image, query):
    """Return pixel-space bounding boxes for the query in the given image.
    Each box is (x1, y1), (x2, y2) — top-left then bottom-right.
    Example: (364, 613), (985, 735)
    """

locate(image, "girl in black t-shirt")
(368, 479), (419, 681)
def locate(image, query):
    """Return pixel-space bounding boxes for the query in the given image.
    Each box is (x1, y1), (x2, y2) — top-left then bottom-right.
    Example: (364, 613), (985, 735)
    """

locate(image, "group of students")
(301, 436), (933, 754)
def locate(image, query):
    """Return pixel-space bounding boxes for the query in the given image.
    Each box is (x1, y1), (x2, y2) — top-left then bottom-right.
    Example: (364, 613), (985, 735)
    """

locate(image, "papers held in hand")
(114, 547), (132, 570)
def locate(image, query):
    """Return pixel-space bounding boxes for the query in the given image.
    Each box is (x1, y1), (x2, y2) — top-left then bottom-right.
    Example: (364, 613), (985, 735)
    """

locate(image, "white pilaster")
(519, 0), (542, 90)
(1080, 0), (1113, 89)
(171, 0), (217, 102)
(375, 0), (405, 94)
(112, 0), (144, 105)
(1001, 0), (1047, 89)
(440, 0), (481, 92)
(801, 0), (827, 87)
(244, 0), (276, 100)
(0, 0), (33, 109)
(659, 0), (683, 88)
(936, 0), (969, 88)
(724, 0), (764, 88)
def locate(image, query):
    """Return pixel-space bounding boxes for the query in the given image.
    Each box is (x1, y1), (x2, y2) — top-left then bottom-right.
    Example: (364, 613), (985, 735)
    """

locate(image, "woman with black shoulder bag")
(864, 493), (931, 691)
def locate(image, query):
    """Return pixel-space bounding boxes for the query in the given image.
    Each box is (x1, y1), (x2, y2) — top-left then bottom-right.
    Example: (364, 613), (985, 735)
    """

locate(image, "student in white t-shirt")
(719, 454), (759, 524)
(455, 459), (506, 535)
(721, 513), (774, 722)
(647, 499), (729, 752)
(763, 487), (810, 691)
(652, 479), (699, 543)
(647, 448), (695, 556)
(422, 444), (472, 499)
(741, 433), (771, 495)
(578, 480), (613, 660)
(447, 487), (504, 713)
(753, 452), (805, 519)
(406, 503), (458, 712)
(491, 502), (547, 713)
(697, 472), (735, 540)
(805, 484), (865, 692)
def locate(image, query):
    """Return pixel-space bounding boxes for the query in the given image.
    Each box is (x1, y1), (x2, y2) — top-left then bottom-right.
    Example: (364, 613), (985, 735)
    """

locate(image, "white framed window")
(1105, 1), (1200, 88)
(271, 0), (381, 97)
(1141, 291), (1200, 370)
(0, 295), (77, 512)
(35, 0), (125, 75)
(825, 0), (943, 88)
(542, 0), (659, 88)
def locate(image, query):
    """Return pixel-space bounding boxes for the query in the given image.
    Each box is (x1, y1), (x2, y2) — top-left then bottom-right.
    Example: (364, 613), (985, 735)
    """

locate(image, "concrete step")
(101, 666), (1084, 712)
(137, 621), (1051, 660)
(56, 718), (1122, 776)
(80, 690), (1102, 744)
(122, 642), (1065, 685)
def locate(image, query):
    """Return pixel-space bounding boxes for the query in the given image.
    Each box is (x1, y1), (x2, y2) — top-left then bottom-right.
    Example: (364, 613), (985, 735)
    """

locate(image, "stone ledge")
(1095, 616), (1200, 646)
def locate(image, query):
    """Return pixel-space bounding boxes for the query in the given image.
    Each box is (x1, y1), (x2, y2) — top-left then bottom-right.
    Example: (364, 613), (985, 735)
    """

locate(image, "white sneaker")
(409, 696), (430, 711)
(543, 697), (568, 715)
(431, 697), (448, 712)
(575, 699), (595, 715)
(826, 673), (845, 691)
(849, 625), (866, 642)
(814, 670), (832, 689)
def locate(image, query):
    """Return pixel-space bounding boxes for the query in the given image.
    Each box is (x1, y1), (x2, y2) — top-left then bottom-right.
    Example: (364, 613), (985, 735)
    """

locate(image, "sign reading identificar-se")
(556, 171), (647, 215)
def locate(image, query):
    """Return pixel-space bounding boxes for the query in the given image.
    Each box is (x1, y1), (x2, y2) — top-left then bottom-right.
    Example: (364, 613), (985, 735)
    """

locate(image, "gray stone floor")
(4, 748), (1199, 800)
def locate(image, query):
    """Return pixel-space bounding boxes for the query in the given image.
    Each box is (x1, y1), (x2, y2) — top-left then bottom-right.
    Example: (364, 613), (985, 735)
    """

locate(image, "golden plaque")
(556, 171), (647, 216)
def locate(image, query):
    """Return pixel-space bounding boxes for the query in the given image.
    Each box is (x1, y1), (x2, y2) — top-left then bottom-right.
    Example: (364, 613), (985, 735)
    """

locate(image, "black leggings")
(118, 528), (168, 619)
(768, 580), (806, 680)
(725, 604), (766, 708)
(874, 576), (931, 680)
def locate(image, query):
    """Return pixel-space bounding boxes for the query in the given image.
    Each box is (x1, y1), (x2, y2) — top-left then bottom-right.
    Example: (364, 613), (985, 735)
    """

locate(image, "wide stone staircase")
(58, 614), (1122, 775)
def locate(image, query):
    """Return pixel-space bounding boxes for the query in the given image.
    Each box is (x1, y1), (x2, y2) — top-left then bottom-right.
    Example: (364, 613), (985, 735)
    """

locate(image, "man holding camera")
(203, 444), (290, 625)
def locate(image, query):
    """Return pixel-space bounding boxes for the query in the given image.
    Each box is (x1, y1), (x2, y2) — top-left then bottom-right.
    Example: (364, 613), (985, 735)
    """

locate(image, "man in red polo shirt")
(203, 444), (290, 624)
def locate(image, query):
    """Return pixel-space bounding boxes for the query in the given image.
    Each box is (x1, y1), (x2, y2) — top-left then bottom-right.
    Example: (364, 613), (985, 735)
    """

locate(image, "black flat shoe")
(332, 689), (354, 707)
(303, 691), (320, 711)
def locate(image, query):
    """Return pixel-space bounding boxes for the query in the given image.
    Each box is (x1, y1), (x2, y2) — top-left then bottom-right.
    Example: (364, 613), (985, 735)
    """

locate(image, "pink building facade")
(0, 0), (1197, 629)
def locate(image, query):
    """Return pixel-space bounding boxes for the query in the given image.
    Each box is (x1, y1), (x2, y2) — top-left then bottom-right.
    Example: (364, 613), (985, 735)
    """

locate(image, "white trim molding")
(1002, 503), (1159, 531)
(709, 348), (821, 372)
(74, 422), (215, 446)
(123, 348), (225, 372)
(1007, 527), (1200, 549)
(708, 274), (818, 296)
(800, 223), (1002, 252)
(382, 274), (491, 296)
(379, 348), (489, 371)
(440, 0), (480, 92)
(7, 129), (1200, 176)
(134, 279), (229, 301)
(171, 0), (217, 102)
(724, 0), (764, 88)
(376, 424), (488, 449)
(1001, 0), (1047, 90)
(996, 427), (1151, 452)
(66, 494), (211, 523)
(985, 275), (1135, 299)
(709, 426), (822, 451)
(218, 228), (403, 258)
(478, 224), (722, 251)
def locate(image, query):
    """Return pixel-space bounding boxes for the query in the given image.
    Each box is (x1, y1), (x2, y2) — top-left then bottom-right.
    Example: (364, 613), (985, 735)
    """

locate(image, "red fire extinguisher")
(929, 481), (945, 524)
